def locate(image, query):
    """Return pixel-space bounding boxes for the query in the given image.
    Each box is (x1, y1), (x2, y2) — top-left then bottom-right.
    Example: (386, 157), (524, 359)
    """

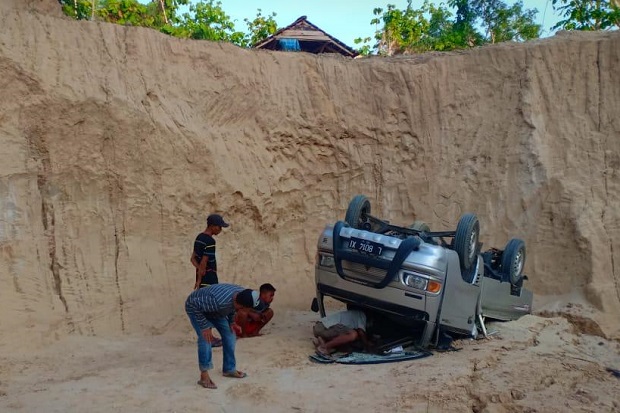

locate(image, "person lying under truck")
(313, 309), (373, 356)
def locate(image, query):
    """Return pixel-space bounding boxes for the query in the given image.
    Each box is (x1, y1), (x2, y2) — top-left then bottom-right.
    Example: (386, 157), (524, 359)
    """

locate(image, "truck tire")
(345, 195), (371, 229)
(501, 238), (526, 285)
(454, 213), (480, 271)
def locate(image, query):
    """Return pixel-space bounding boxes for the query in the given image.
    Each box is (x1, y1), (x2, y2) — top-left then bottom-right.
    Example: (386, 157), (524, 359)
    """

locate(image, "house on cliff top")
(253, 16), (358, 58)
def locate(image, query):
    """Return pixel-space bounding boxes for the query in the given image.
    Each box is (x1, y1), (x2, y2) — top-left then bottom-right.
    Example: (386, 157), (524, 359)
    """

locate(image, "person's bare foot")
(222, 370), (247, 378)
(197, 372), (217, 389)
(197, 379), (217, 389)
(316, 345), (332, 357)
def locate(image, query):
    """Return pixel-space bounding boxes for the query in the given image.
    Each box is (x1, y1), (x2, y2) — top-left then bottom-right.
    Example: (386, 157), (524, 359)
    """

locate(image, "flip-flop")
(197, 379), (217, 389)
(211, 338), (223, 347)
(222, 370), (247, 379)
(316, 347), (335, 359)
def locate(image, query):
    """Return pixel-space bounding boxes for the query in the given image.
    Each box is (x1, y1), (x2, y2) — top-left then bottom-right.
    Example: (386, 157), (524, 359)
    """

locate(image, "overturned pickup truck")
(313, 195), (533, 349)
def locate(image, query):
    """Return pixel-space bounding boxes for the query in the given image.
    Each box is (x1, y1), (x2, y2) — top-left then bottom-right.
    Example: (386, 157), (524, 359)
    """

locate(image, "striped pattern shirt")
(185, 283), (244, 330)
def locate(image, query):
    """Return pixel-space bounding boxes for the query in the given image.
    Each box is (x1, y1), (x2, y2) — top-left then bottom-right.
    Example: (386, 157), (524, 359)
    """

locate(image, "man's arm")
(227, 311), (242, 335)
(190, 251), (199, 269)
(247, 310), (262, 322)
(197, 255), (208, 277)
(191, 252), (201, 289)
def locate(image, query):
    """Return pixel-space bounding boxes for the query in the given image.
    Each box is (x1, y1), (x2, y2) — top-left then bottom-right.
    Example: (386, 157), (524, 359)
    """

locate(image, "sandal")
(197, 379), (217, 389)
(316, 345), (333, 357)
(222, 370), (247, 379)
(211, 338), (223, 348)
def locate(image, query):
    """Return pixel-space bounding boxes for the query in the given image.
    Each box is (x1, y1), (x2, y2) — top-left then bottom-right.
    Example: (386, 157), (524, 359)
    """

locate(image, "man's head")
(234, 289), (262, 311)
(259, 283), (276, 304)
(206, 213), (229, 235)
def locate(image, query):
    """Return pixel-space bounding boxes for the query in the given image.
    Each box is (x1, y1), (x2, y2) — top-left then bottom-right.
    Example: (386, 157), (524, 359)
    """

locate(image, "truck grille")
(341, 260), (388, 283)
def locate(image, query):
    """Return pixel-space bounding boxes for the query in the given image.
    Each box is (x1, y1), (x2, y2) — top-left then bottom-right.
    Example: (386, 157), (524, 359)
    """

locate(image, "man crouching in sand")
(185, 283), (263, 389)
(234, 283), (276, 337)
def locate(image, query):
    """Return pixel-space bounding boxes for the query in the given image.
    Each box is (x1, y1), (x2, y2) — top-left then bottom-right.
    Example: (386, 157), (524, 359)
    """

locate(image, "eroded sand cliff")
(1, 0), (619, 353)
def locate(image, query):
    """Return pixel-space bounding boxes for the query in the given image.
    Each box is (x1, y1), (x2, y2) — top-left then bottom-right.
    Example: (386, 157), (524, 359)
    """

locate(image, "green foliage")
(360, 0), (541, 55)
(173, 0), (244, 43)
(471, 0), (541, 42)
(244, 9), (278, 47)
(354, 36), (373, 55)
(58, 0), (278, 48)
(551, 0), (620, 30)
(59, 0), (94, 20)
(58, 0), (189, 28)
(96, 0), (152, 26)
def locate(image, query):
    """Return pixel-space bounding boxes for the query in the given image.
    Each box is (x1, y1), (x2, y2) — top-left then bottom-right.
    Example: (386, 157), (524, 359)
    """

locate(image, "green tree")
(447, 0), (482, 47)
(58, 0), (186, 27)
(58, 0), (93, 19)
(376, 2), (430, 55)
(471, 0), (540, 43)
(148, 0), (189, 28)
(172, 0), (245, 43)
(552, 0), (620, 30)
(244, 9), (278, 47)
(57, 0), (280, 48)
(359, 0), (540, 55)
(422, 2), (461, 50)
(96, 0), (153, 26)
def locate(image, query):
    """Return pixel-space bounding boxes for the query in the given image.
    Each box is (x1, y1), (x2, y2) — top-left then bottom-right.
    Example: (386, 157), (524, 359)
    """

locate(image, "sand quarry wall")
(0, 0), (619, 350)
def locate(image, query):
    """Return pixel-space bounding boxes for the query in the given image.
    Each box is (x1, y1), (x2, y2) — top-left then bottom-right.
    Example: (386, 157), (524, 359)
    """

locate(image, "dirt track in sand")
(1, 311), (619, 412)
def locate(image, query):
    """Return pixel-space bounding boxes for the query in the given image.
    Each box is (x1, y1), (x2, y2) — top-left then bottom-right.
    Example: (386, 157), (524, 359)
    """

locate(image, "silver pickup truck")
(313, 195), (533, 349)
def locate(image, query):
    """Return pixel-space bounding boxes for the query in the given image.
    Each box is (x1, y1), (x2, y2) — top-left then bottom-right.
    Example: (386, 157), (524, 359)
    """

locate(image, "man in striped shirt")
(185, 283), (263, 389)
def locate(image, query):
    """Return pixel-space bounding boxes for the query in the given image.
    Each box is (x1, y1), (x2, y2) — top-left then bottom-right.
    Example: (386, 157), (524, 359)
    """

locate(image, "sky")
(211, 0), (561, 48)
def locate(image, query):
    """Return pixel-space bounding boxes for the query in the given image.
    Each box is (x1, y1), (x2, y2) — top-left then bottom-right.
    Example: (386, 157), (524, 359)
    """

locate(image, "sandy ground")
(1, 310), (619, 413)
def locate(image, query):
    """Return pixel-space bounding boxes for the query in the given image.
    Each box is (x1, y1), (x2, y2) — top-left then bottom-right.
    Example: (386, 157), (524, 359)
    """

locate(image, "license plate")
(348, 237), (383, 256)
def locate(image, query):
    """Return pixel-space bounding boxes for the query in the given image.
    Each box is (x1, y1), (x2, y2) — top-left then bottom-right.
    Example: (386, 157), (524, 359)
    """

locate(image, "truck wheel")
(409, 221), (431, 232)
(501, 238), (526, 285)
(345, 195), (371, 229)
(454, 213), (480, 271)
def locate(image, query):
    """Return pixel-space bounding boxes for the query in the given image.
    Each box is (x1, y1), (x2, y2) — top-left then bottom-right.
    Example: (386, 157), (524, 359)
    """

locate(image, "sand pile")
(0, 0), (619, 351)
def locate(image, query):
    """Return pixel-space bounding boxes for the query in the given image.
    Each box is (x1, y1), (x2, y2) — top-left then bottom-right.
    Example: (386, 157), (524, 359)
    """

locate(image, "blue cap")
(207, 214), (229, 227)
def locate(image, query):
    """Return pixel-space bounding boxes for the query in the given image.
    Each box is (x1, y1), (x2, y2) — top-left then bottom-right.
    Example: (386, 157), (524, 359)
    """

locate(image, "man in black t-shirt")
(191, 214), (229, 290)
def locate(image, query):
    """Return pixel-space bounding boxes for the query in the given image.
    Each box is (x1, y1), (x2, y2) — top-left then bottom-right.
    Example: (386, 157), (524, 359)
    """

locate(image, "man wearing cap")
(185, 283), (262, 389)
(191, 213), (229, 290)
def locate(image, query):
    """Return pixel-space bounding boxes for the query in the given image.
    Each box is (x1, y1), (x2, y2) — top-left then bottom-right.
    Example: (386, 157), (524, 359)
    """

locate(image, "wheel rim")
(512, 249), (524, 276)
(361, 206), (369, 222)
(468, 229), (478, 262)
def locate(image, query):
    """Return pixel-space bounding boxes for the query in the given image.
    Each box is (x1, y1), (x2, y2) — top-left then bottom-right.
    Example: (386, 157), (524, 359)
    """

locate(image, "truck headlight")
(402, 273), (428, 290)
(318, 254), (335, 268)
(401, 272), (442, 293)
